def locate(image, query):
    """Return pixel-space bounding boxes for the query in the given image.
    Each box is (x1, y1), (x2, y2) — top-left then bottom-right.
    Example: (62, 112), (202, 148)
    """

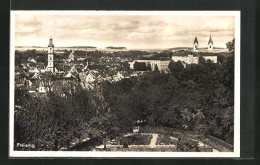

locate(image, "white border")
(9, 10), (240, 158)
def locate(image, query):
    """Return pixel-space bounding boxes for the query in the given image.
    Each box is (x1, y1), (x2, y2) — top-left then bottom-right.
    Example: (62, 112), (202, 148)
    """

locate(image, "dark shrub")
(176, 138), (200, 152)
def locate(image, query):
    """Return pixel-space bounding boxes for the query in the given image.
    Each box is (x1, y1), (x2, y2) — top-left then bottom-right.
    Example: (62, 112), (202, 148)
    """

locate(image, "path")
(149, 134), (158, 148)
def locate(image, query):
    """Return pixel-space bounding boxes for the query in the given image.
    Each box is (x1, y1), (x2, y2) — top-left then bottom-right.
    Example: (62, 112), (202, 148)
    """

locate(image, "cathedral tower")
(193, 36), (199, 52)
(208, 35), (214, 52)
(46, 37), (55, 73)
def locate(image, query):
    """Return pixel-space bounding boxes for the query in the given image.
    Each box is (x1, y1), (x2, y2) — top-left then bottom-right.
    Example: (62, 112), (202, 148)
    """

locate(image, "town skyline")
(15, 15), (235, 49)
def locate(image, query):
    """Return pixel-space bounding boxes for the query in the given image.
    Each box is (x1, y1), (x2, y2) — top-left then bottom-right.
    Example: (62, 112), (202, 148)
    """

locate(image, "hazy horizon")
(15, 14), (235, 49)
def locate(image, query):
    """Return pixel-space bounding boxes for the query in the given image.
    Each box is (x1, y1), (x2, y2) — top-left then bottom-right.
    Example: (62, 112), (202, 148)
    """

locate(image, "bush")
(156, 135), (177, 145)
(139, 126), (174, 135)
(176, 138), (200, 152)
(120, 134), (152, 145)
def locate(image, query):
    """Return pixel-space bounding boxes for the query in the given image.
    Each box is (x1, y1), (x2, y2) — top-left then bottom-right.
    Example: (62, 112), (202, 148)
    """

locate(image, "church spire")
(208, 35), (213, 44)
(208, 35), (214, 52)
(194, 36), (199, 44)
(193, 36), (199, 52)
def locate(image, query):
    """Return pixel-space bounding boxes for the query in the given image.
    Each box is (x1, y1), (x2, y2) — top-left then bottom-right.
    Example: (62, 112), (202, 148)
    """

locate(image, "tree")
(134, 62), (147, 71)
(168, 60), (184, 77)
(147, 63), (152, 71)
(226, 38), (235, 53)
(14, 86), (110, 150)
(198, 56), (206, 65)
(154, 64), (159, 72)
(217, 54), (225, 64)
(121, 61), (130, 70)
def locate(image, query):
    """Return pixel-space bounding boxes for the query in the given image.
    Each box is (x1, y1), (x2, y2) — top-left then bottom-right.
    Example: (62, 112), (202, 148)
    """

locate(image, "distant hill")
(169, 47), (192, 50)
(16, 46), (43, 48)
(106, 46), (127, 49)
(64, 46), (96, 49)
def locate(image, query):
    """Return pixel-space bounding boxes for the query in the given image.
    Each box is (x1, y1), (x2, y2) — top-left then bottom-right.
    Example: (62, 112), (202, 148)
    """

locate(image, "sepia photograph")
(9, 11), (240, 157)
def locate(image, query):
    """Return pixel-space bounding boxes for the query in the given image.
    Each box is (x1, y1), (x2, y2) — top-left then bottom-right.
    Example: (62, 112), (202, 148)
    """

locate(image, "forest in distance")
(14, 39), (235, 151)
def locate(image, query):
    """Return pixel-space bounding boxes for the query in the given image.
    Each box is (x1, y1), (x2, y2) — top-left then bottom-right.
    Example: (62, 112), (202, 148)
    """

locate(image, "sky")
(15, 14), (235, 49)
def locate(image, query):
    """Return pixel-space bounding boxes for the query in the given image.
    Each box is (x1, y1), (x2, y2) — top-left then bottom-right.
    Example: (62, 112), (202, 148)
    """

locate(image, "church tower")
(193, 36), (199, 52)
(46, 37), (55, 73)
(208, 35), (214, 52)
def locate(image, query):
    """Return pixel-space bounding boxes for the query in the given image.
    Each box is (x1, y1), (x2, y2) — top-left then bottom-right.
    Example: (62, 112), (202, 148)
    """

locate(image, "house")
(85, 72), (96, 84)
(28, 57), (37, 63)
(28, 67), (40, 74)
(129, 61), (135, 69)
(38, 82), (45, 93)
(64, 72), (76, 79)
(39, 81), (48, 93)
(82, 70), (104, 90)
(133, 126), (140, 133)
(113, 71), (124, 82)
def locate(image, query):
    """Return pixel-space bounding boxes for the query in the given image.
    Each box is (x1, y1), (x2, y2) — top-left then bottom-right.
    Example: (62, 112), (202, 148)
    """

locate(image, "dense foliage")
(176, 138), (200, 152)
(102, 55), (234, 144)
(120, 134), (152, 146)
(134, 62), (151, 71)
(15, 86), (117, 150)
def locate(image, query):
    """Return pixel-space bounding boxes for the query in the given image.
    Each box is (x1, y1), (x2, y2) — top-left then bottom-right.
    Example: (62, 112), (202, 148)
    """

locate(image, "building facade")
(172, 55), (199, 64)
(129, 60), (171, 72)
(172, 54), (217, 65)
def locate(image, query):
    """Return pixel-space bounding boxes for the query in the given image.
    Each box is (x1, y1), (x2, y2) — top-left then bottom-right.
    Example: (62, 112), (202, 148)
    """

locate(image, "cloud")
(14, 14), (235, 49)
(112, 21), (140, 31)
